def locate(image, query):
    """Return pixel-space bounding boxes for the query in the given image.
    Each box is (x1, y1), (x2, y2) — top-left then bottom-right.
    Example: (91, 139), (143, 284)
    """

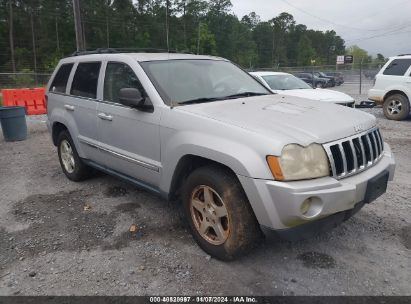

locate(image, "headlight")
(267, 144), (330, 181)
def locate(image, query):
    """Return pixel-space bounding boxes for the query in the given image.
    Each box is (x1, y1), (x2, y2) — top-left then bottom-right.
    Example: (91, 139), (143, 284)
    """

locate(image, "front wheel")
(383, 94), (410, 121)
(182, 166), (261, 260)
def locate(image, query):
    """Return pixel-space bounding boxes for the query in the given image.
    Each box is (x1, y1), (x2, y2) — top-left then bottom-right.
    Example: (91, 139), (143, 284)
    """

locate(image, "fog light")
(300, 199), (311, 215)
(300, 197), (323, 218)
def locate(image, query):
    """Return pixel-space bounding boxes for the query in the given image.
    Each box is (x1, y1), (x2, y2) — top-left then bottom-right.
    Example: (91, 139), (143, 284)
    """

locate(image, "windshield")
(140, 59), (269, 105)
(261, 74), (312, 90)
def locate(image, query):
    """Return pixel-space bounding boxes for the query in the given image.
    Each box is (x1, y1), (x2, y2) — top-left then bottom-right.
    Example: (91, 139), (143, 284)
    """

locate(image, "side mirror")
(118, 88), (153, 112)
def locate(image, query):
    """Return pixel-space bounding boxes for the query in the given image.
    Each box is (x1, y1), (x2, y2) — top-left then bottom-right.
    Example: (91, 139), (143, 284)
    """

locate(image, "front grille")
(323, 128), (384, 179)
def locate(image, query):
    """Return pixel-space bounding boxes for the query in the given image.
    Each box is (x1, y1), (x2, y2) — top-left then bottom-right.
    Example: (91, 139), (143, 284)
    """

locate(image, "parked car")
(325, 72), (344, 86)
(47, 50), (396, 260)
(314, 72), (336, 87)
(294, 72), (329, 88)
(250, 71), (355, 107)
(368, 54), (411, 120)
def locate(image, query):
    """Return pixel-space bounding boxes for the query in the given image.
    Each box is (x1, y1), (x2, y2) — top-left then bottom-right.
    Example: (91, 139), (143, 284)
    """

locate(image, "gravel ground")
(0, 87), (410, 296)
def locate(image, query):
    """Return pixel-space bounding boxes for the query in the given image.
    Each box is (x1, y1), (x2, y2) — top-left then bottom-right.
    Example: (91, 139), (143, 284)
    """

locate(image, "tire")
(57, 130), (92, 181)
(315, 82), (322, 88)
(383, 94), (410, 121)
(182, 165), (261, 260)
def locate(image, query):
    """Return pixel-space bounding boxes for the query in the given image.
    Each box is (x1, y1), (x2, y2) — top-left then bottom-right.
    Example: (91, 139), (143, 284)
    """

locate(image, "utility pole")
(8, 0), (16, 73)
(106, 0), (110, 48)
(197, 21), (201, 55)
(166, 0), (170, 51)
(359, 58), (363, 95)
(183, 0), (187, 49)
(55, 16), (60, 52)
(30, 11), (38, 85)
(72, 0), (85, 51)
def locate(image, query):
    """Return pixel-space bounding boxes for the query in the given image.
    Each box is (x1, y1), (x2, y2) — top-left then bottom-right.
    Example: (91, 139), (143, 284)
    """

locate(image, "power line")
(346, 24), (411, 43)
(279, 0), (409, 32)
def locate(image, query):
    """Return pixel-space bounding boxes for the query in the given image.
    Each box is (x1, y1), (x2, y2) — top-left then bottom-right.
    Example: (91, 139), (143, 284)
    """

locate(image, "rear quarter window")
(383, 59), (411, 76)
(50, 63), (74, 93)
(70, 62), (101, 99)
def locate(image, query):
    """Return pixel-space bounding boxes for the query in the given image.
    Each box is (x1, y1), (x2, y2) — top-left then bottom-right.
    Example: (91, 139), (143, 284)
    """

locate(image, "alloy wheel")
(60, 139), (75, 173)
(387, 99), (402, 116)
(190, 185), (230, 245)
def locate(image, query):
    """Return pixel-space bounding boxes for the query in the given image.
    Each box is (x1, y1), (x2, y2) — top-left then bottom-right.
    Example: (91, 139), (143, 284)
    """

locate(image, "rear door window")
(383, 59), (411, 76)
(50, 63), (74, 93)
(70, 62), (101, 99)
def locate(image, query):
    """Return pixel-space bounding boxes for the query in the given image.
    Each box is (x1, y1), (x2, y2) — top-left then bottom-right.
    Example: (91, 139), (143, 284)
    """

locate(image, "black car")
(314, 72), (336, 87)
(325, 72), (344, 86)
(294, 73), (329, 88)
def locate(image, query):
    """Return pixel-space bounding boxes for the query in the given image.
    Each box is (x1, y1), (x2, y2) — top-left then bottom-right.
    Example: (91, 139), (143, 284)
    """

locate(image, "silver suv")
(47, 50), (396, 260)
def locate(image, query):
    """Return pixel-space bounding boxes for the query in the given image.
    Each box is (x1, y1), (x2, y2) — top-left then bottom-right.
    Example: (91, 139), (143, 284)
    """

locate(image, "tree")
(297, 35), (316, 66)
(0, 2), (350, 75)
(241, 12), (260, 29)
(346, 45), (370, 67)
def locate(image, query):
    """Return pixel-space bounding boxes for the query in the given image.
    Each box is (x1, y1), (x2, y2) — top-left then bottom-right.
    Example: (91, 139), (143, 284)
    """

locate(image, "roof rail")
(397, 54), (411, 56)
(68, 48), (177, 57)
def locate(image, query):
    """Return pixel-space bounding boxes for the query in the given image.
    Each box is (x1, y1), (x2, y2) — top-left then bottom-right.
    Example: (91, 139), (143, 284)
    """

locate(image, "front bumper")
(237, 143), (395, 231)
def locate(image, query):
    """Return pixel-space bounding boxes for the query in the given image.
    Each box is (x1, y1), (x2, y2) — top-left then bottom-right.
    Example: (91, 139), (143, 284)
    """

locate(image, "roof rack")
(68, 48), (177, 57)
(397, 54), (411, 56)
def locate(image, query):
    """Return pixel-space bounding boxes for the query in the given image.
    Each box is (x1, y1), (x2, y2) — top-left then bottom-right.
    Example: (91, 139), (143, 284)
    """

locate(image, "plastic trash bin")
(0, 106), (28, 142)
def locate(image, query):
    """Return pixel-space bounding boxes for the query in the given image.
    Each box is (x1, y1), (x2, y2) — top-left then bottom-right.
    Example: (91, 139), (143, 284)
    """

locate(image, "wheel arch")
(52, 122), (68, 146)
(167, 154), (239, 201)
(384, 90), (410, 102)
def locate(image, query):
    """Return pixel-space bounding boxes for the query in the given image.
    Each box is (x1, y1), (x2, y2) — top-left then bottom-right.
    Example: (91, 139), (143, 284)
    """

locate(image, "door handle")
(64, 104), (75, 111)
(98, 113), (113, 121)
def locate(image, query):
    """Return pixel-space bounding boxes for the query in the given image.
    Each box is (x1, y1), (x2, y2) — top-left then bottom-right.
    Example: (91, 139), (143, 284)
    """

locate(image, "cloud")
(230, 0), (411, 56)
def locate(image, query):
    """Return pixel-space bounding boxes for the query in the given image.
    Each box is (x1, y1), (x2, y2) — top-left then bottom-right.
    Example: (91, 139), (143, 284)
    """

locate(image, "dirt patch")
(400, 226), (411, 250)
(115, 202), (141, 213)
(8, 191), (117, 257)
(297, 252), (336, 269)
(104, 186), (128, 198)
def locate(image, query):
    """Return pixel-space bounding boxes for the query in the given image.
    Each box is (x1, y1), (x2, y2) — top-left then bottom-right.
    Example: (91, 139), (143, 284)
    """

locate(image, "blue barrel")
(0, 106), (28, 142)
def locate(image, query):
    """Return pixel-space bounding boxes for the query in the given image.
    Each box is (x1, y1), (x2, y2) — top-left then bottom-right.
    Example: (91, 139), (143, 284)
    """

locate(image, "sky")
(230, 0), (411, 57)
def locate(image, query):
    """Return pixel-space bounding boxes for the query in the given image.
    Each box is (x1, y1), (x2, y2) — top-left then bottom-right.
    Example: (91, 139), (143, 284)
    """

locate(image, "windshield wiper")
(177, 97), (223, 105)
(224, 92), (269, 99)
(177, 92), (268, 106)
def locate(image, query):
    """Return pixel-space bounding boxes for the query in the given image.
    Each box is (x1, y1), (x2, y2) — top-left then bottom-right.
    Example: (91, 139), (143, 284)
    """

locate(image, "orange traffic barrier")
(2, 88), (47, 115)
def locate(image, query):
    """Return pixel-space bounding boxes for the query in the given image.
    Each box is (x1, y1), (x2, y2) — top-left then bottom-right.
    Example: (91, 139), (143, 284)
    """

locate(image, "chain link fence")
(0, 73), (51, 90)
(0, 63), (385, 106)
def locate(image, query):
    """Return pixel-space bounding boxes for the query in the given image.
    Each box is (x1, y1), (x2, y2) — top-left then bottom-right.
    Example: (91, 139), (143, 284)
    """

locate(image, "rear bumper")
(238, 144), (395, 231)
(368, 89), (384, 104)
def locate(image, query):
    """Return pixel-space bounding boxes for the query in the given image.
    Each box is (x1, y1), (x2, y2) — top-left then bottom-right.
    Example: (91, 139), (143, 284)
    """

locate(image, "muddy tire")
(182, 165), (261, 260)
(383, 94), (410, 121)
(57, 130), (92, 181)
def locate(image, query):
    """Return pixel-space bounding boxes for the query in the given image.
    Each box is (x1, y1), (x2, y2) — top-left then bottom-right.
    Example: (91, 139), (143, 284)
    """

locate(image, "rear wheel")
(57, 130), (92, 181)
(383, 94), (410, 121)
(182, 165), (261, 260)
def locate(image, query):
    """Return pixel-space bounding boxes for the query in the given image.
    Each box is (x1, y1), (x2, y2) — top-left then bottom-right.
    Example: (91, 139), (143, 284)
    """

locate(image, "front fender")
(159, 129), (274, 194)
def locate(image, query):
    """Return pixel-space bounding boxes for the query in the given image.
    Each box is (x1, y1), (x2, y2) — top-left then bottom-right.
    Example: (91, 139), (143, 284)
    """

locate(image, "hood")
(273, 89), (354, 103)
(177, 95), (376, 145)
